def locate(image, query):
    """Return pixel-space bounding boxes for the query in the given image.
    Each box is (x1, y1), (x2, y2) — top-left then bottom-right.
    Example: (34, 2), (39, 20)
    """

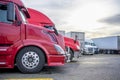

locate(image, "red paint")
(0, 0), (65, 69)
(64, 37), (80, 51)
(28, 8), (54, 26)
(27, 8), (81, 59)
(28, 8), (66, 51)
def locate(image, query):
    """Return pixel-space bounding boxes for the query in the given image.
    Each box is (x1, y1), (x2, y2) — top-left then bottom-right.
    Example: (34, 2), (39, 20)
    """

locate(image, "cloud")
(100, 14), (120, 25)
(114, 0), (120, 8)
(44, 0), (74, 9)
(22, 0), (117, 28)
(84, 25), (120, 38)
(22, 0), (76, 27)
(22, 0), (120, 38)
(22, 0), (74, 9)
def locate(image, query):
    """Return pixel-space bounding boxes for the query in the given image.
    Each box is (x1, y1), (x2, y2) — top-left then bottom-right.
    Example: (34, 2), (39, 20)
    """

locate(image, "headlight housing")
(54, 44), (65, 55)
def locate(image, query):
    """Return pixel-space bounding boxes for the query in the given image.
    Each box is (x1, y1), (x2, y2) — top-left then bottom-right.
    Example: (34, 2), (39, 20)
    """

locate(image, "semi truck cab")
(0, 0), (65, 73)
(64, 36), (80, 61)
(84, 39), (98, 55)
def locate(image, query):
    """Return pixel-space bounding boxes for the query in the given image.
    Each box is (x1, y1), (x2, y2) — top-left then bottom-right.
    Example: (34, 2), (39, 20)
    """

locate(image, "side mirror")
(7, 2), (15, 21)
(74, 40), (77, 43)
(74, 35), (78, 43)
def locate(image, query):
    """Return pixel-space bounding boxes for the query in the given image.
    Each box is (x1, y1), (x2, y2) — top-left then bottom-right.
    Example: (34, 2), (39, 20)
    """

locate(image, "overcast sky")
(22, 0), (120, 38)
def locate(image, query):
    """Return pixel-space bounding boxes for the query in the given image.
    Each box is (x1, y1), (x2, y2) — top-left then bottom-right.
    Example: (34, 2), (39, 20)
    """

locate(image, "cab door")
(0, 3), (20, 46)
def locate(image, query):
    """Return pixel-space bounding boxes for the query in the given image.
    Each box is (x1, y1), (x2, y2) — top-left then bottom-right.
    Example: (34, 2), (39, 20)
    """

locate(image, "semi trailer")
(92, 36), (120, 54)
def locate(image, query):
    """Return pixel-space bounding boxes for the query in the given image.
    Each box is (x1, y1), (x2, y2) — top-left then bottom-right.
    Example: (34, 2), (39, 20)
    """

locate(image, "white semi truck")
(92, 36), (120, 54)
(84, 39), (98, 55)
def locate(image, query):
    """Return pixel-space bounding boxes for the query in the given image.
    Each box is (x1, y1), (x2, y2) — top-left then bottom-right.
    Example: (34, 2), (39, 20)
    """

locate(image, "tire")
(16, 46), (45, 73)
(69, 49), (74, 61)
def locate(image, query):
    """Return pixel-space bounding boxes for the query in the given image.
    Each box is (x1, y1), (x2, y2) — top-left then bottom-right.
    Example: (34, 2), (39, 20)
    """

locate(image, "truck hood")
(64, 36), (80, 48)
(27, 8), (54, 26)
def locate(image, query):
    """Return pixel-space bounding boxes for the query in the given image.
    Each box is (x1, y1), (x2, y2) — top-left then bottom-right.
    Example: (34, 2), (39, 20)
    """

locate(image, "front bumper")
(73, 51), (81, 60)
(65, 52), (71, 63)
(47, 54), (66, 66)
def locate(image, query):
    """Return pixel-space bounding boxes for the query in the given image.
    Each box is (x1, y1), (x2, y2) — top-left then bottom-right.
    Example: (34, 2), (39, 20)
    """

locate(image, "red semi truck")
(27, 8), (80, 61)
(0, 0), (66, 73)
(64, 37), (80, 61)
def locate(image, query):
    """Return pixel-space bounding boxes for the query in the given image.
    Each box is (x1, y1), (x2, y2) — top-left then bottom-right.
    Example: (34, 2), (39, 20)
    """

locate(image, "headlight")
(54, 44), (65, 55)
(76, 45), (80, 50)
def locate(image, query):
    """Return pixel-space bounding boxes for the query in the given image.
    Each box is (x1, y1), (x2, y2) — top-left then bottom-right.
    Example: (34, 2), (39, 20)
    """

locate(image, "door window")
(0, 4), (11, 23)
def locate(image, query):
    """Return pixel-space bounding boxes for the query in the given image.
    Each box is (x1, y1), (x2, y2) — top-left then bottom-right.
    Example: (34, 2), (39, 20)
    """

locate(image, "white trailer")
(92, 36), (120, 54)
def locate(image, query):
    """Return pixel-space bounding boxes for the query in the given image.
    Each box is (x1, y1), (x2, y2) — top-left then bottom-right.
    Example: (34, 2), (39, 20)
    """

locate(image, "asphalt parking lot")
(1, 54), (120, 80)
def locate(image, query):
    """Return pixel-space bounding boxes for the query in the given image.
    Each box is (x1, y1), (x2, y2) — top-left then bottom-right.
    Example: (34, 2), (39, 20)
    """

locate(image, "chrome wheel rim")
(22, 51), (39, 69)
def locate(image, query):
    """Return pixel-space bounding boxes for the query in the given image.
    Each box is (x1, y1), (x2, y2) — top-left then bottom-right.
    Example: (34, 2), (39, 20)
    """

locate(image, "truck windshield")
(44, 26), (54, 31)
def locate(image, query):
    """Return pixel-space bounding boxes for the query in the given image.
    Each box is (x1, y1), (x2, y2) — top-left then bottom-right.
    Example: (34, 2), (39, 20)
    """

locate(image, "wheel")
(16, 47), (45, 73)
(69, 49), (74, 61)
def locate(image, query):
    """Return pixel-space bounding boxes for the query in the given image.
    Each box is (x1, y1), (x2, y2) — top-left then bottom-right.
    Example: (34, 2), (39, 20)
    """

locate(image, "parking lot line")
(2, 78), (54, 80)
